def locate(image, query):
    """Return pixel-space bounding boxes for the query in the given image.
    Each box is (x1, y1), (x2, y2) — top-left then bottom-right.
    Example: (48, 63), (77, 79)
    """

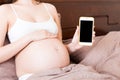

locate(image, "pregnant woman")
(0, 0), (82, 80)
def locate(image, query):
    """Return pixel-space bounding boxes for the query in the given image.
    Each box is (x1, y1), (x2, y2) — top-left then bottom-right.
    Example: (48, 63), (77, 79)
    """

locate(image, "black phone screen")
(80, 20), (93, 42)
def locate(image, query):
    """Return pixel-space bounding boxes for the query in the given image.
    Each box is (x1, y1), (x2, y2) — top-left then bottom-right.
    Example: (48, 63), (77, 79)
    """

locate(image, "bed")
(0, 0), (120, 80)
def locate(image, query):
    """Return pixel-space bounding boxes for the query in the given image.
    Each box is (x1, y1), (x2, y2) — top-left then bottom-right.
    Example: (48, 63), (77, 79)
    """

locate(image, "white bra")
(8, 3), (58, 43)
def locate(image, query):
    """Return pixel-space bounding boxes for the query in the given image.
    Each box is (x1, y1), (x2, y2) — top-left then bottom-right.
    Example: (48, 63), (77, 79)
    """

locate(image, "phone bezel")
(79, 17), (94, 46)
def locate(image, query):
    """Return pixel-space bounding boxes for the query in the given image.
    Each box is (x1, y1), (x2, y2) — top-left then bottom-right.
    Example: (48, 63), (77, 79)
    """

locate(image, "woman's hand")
(68, 25), (96, 53)
(72, 25), (96, 46)
(28, 30), (57, 42)
(70, 26), (83, 51)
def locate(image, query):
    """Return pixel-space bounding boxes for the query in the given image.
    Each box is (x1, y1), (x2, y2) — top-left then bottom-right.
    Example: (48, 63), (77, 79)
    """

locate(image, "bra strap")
(43, 3), (52, 17)
(10, 4), (18, 18)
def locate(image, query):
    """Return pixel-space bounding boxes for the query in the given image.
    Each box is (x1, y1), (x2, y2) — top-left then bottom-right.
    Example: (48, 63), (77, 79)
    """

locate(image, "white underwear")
(19, 74), (33, 80)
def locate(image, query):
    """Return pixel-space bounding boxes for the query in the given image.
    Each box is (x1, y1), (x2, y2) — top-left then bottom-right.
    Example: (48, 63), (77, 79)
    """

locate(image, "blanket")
(27, 64), (117, 80)
(81, 31), (120, 79)
(27, 31), (120, 80)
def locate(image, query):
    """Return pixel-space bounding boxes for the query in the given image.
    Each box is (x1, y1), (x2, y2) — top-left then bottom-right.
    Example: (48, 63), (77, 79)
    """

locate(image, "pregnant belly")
(15, 39), (70, 77)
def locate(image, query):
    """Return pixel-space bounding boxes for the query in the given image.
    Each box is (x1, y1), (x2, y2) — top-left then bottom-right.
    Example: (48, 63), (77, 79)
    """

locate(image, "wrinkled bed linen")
(27, 64), (117, 80)
(26, 31), (120, 80)
(81, 31), (120, 79)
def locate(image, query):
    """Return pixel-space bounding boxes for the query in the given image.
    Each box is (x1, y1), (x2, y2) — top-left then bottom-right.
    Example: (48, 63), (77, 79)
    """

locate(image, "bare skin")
(0, 0), (73, 77)
(0, 0), (95, 78)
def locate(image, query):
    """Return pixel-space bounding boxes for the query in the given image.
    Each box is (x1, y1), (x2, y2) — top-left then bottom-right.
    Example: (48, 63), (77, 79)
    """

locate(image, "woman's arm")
(46, 3), (96, 54)
(0, 5), (57, 63)
(46, 3), (84, 53)
(65, 26), (84, 54)
(0, 5), (33, 63)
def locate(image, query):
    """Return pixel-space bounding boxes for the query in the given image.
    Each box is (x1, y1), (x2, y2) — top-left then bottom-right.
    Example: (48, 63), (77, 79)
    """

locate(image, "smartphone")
(79, 17), (94, 46)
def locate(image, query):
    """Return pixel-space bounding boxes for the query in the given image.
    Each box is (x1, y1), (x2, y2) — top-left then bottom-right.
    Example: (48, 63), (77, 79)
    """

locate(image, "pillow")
(64, 36), (104, 63)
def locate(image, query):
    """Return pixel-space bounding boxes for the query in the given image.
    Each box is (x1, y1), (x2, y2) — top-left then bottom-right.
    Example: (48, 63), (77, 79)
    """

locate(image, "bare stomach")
(15, 38), (70, 77)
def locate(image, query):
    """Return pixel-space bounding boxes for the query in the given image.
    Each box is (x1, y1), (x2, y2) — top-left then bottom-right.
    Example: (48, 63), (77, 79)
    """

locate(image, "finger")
(93, 31), (95, 34)
(48, 33), (57, 38)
